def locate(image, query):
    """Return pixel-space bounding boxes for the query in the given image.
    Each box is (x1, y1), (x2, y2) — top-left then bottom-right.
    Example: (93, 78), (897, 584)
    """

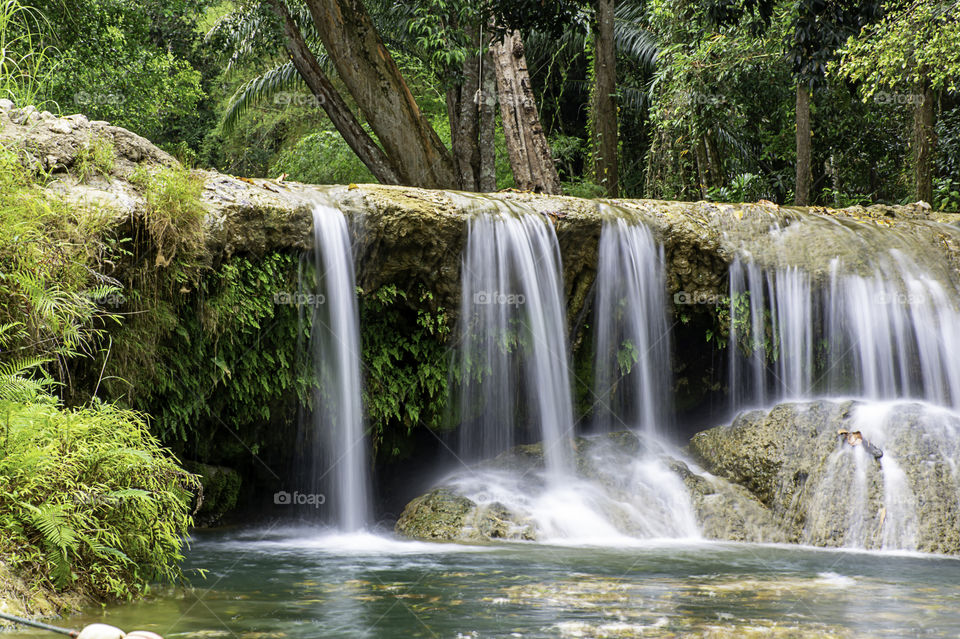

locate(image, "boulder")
(691, 400), (960, 554)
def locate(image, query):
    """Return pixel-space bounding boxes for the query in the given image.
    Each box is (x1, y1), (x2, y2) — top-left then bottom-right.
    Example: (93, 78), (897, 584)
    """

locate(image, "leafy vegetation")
(359, 285), (451, 458)
(0, 399), (197, 600)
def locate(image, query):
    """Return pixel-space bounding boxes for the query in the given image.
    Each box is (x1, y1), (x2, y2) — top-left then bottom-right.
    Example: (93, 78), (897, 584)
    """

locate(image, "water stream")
(7, 529), (960, 638)
(299, 199), (370, 531)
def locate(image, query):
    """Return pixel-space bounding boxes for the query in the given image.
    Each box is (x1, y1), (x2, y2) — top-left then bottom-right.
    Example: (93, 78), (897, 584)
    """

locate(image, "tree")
(491, 30), (563, 193)
(302, 0), (458, 189)
(267, 0), (401, 183)
(591, 0), (618, 196)
(835, 0), (960, 203)
(786, 1), (882, 205)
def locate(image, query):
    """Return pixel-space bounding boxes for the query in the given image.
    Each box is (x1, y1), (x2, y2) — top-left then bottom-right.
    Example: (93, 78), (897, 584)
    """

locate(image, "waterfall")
(444, 204), (699, 543)
(727, 250), (960, 410)
(301, 199), (370, 531)
(725, 220), (960, 551)
(592, 213), (672, 436)
(456, 204), (575, 478)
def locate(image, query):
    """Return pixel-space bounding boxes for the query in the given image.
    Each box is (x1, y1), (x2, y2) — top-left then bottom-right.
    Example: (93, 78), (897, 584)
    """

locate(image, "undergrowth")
(0, 399), (198, 600)
(360, 284), (451, 459)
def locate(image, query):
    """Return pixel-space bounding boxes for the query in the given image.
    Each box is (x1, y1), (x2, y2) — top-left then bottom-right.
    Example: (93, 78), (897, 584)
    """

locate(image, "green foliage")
(834, 1), (960, 96)
(32, 0), (212, 144)
(271, 129), (375, 185)
(73, 135), (116, 182)
(109, 252), (309, 452)
(0, 144), (120, 392)
(708, 173), (765, 203)
(359, 285), (451, 458)
(129, 165), (206, 277)
(934, 178), (960, 213)
(0, 399), (197, 599)
(0, 0), (60, 107)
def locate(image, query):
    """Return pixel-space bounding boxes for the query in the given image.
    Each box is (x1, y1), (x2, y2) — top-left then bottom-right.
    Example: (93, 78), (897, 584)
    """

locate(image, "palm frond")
(221, 61), (306, 135)
(614, 3), (660, 69)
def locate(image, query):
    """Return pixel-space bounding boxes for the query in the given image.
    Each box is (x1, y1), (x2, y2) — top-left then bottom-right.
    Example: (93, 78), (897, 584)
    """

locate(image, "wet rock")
(691, 400), (960, 554)
(666, 458), (790, 543)
(184, 462), (242, 527)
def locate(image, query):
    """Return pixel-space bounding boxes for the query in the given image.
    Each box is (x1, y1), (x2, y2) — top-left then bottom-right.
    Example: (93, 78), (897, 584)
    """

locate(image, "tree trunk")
(478, 45), (498, 192)
(695, 138), (710, 199)
(591, 0), (618, 196)
(268, 0), (400, 184)
(795, 83), (812, 206)
(705, 131), (723, 188)
(490, 31), (562, 194)
(448, 27), (483, 191)
(303, 0), (457, 189)
(913, 83), (935, 203)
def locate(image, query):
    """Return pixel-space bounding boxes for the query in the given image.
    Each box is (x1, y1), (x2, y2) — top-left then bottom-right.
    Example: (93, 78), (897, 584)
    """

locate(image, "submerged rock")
(691, 400), (960, 554)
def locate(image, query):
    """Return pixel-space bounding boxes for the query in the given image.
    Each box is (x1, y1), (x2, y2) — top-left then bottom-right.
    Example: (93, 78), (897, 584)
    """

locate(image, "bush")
(0, 400), (198, 600)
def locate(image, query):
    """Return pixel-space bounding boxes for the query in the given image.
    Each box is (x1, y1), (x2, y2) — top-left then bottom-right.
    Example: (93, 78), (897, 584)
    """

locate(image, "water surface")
(7, 527), (960, 638)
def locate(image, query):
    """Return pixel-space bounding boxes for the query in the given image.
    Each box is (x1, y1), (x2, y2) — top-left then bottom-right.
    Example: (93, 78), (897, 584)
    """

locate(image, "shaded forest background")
(6, 0), (960, 207)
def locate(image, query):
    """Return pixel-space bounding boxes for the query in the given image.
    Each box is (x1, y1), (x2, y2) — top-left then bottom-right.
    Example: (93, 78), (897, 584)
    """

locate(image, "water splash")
(300, 199), (370, 531)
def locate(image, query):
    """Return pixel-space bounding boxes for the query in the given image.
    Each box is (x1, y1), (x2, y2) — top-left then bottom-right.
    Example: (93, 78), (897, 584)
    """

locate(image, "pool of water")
(6, 526), (960, 638)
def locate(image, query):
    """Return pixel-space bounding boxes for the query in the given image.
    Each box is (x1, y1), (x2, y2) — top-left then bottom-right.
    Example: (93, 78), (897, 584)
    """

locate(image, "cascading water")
(728, 227), (960, 410)
(456, 202), (575, 477)
(725, 215), (960, 550)
(299, 198), (370, 531)
(446, 202), (698, 542)
(592, 212), (672, 436)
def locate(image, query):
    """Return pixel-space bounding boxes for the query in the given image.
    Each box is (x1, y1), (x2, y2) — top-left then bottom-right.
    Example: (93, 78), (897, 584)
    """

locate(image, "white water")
(448, 209), (698, 543)
(728, 250), (960, 410)
(592, 214), (672, 435)
(456, 204), (575, 478)
(303, 200), (370, 531)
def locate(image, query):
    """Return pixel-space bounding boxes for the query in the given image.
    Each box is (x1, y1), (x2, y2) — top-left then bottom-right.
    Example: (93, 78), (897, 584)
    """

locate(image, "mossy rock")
(184, 461), (242, 527)
(690, 400), (960, 554)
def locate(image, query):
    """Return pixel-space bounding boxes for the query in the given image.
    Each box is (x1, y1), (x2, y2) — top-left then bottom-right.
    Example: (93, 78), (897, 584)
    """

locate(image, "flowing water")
(7, 529), (960, 639)
(456, 200), (575, 478)
(298, 199), (370, 531)
(723, 216), (960, 552)
(592, 212), (672, 436)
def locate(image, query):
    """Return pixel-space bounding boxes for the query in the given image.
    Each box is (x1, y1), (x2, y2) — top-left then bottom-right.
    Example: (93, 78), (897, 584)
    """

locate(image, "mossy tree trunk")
(447, 25), (483, 191)
(478, 45), (498, 192)
(303, 0), (458, 189)
(913, 82), (936, 203)
(591, 0), (618, 196)
(795, 83), (812, 206)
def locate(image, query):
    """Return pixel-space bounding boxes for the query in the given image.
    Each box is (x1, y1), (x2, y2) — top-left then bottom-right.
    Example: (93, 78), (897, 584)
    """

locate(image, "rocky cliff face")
(5, 102), (958, 329)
